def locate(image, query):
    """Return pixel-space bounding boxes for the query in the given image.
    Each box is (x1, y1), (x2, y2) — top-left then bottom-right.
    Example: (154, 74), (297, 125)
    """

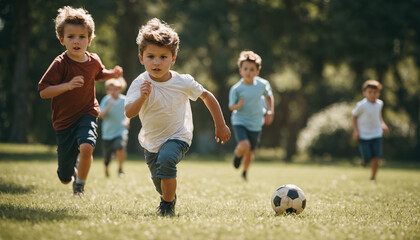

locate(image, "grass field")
(0, 144), (419, 240)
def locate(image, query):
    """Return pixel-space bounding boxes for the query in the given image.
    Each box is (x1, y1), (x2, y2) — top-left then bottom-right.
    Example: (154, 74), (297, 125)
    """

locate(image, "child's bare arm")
(229, 98), (245, 111)
(99, 98), (116, 119)
(352, 116), (359, 140)
(40, 75), (84, 99)
(125, 81), (151, 118)
(200, 90), (231, 144)
(380, 112), (389, 132)
(98, 66), (123, 81)
(264, 95), (275, 125)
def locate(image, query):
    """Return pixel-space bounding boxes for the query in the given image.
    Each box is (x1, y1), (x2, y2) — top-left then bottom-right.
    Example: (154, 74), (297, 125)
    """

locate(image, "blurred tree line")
(1, 0), (419, 160)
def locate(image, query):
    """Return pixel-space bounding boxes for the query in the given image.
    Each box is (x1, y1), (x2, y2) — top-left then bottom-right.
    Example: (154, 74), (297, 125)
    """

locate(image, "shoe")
(118, 168), (124, 178)
(73, 183), (84, 196)
(157, 196), (176, 216)
(242, 171), (247, 181)
(72, 168), (78, 193)
(233, 155), (243, 169)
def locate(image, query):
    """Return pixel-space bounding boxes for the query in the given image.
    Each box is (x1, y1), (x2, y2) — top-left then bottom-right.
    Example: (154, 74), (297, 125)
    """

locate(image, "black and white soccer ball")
(271, 184), (306, 215)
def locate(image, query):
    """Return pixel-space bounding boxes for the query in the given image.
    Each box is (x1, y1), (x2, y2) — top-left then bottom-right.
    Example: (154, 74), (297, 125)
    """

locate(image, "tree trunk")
(9, 0), (30, 143)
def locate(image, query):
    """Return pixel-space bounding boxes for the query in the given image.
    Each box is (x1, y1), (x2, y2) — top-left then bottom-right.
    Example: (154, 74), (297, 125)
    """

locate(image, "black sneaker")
(233, 155), (243, 169)
(157, 196), (176, 216)
(72, 168), (78, 193)
(73, 183), (84, 196)
(242, 171), (247, 181)
(118, 168), (124, 178)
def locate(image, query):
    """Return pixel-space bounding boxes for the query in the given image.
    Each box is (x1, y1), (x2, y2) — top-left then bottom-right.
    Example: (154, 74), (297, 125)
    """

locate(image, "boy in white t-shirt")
(125, 18), (231, 216)
(352, 80), (389, 181)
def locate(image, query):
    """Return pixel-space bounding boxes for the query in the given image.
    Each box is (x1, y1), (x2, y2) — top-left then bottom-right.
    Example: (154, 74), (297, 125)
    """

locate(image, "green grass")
(0, 144), (419, 240)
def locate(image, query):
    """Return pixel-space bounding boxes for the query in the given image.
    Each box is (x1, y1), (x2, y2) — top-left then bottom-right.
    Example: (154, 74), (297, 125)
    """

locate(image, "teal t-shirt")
(99, 94), (128, 140)
(229, 76), (273, 131)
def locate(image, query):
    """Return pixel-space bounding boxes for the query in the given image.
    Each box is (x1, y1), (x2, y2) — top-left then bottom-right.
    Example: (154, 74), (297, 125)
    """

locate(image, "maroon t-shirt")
(38, 51), (107, 131)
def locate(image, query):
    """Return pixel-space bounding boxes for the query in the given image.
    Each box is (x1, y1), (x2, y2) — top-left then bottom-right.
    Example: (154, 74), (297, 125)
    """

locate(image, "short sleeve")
(228, 86), (238, 107)
(125, 76), (144, 106)
(185, 75), (204, 101)
(352, 102), (362, 116)
(38, 59), (64, 91)
(91, 53), (106, 81)
(263, 81), (273, 97)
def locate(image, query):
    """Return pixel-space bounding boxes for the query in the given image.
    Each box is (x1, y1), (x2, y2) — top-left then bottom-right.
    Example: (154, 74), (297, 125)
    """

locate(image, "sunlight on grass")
(0, 144), (419, 240)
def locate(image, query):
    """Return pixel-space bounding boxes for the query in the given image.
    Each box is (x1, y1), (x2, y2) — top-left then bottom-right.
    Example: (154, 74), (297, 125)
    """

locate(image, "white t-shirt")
(125, 70), (204, 153)
(352, 98), (384, 140)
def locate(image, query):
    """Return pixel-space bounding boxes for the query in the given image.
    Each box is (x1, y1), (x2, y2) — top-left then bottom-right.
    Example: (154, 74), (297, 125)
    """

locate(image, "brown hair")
(54, 6), (95, 40)
(362, 80), (383, 91)
(237, 51), (262, 70)
(136, 18), (180, 56)
(105, 77), (127, 91)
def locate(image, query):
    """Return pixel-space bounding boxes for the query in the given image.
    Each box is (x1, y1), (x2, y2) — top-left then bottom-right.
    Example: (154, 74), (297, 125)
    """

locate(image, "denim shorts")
(102, 134), (128, 165)
(358, 137), (383, 163)
(144, 139), (189, 195)
(55, 114), (98, 182)
(233, 125), (261, 151)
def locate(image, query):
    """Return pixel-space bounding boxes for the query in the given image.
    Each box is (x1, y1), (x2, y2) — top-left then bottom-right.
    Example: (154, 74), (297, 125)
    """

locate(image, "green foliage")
(0, 144), (419, 240)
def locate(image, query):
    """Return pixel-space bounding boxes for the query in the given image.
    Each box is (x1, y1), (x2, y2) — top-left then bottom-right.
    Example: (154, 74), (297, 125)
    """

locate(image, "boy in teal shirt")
(229, 51), (274, 180)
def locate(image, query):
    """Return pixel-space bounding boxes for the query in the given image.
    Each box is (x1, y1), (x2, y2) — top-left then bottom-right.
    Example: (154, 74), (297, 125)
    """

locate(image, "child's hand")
(353, 131), (359, 140)
(264, 112), (274, 125)
(140, 81), (152, 98)
(382, 123), (389, 132)
(215, 125), (231, 144)
(67, 76), (84, 90)
(113, 65), (123, 78)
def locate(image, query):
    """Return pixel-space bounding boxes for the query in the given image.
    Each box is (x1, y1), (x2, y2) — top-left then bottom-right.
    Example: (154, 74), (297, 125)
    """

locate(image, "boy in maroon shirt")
(38, 6), (122, 195)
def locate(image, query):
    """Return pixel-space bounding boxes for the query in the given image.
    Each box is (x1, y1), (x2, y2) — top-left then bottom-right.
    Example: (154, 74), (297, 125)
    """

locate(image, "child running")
(229, 50), (274, 180)
(352, 80), (389, 181)
(125, 18), (231, 216)
(100, 77), (130, 178)
(38, 6), (123, 195)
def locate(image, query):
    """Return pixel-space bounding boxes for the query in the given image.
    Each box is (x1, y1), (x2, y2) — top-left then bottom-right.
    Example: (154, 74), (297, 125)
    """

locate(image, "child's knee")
(238, 140), (251, 151)
(79, 143), (93, 153)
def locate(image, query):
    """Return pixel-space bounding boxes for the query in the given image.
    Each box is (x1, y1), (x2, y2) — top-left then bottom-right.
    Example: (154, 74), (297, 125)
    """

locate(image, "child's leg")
(145, 150), (162, 194)
(56, 127), (79, 184)
(371, 157), (380, 180)
(161, 178), (177, 202)
(156, 140), (189, 202)
(242, 150), (254, 172)
(103, 140), (112, 177)
(77, 143), (93, 180)
(235, 140), (250, 157)
(74, 115), (98, 182)
(116, 149), (126, 170)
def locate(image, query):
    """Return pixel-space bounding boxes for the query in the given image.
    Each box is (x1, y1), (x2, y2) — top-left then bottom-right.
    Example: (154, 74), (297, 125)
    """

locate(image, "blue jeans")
(144, 139), (189, 195)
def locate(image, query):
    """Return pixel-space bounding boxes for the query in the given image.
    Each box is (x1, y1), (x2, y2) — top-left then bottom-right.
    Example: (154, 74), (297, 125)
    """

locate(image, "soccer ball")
(271, 184), (306, 215)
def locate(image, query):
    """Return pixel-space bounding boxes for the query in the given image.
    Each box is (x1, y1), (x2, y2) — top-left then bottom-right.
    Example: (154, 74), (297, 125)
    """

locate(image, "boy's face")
(363, 87), (380, 103)
(139, 44), (176, 82)
(239, 61), (260, 83)
(59, 24), (91, 62)
(106, 85), (121, 99)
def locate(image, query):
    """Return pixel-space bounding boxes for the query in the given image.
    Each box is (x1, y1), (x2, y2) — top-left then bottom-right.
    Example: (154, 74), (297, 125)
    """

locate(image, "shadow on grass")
(0, 181), (34, 194)
(0, 204), (86, 222)
(0, 153), (56, 162)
